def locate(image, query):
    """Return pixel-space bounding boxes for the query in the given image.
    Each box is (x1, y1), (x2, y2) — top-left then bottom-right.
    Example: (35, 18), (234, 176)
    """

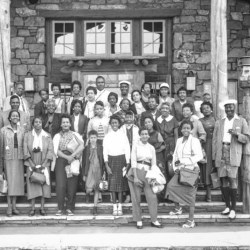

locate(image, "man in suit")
(0, 95), (30, 131)
(140, 94), (161, 126)
(3, 82), (30, 116)
(213, 99), (249, 219)
(34, 88), (49, 117)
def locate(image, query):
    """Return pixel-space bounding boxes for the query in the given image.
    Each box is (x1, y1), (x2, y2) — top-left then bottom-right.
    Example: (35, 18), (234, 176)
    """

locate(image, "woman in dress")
(115, 98), (132, 125)
(53, 114), (84, 216)
(105, 92), (120, 118)
(155, 102), (179, 180)
(0, 110), (25, 216)
(166, 120), (203, 228)
(24, 116), (53, 216)
(42, 99), (61, 138)
(199, 102), (216, 202)
(82, 130), (104, 215)
(67, 81), (84, 115)
(103, 115), (130, 216)
(71, 99), (88, 142)
(128, 127), (162, 229)
(51, 83), (65, 114)
(83, 86), (97, 119)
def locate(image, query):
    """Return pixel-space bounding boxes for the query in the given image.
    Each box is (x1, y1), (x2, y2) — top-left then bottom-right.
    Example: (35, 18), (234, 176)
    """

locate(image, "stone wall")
(9, 0), (250, 113)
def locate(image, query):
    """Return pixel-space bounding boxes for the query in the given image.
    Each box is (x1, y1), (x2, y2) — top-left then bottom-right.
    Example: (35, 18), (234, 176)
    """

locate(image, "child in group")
(51, 83), (65, 114)
(82, 130), (104, 215)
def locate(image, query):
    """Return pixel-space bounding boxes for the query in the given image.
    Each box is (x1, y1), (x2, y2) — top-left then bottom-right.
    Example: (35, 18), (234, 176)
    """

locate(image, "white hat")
(219, 99), (237, 110)
(119, 80), (131, 87)
(160, 82), (169, 89)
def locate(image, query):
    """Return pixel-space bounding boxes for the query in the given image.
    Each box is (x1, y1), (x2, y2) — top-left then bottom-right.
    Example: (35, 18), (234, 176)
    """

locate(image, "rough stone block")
(36, 28), (45, 43)
(91, 0), (106, 4)
(36, 4), (60, 10)
(182, 42), (193, 50)
(21, 59), (36, 65)
(11, 27), (17, 38)
(230, 39), (242, 48)
(184, 0), (200, 10)
(72, 2), (90, 9)
(201, 32), (210, 40)
(11, 59), (21, 65)
(195, 16), (209, 22)
(30, 53), (39, 59)
(28, 65), (46, 75)
(107, 0), (121, 3)
(173, 63), (188, 70)
(11, 37), (24, 49)
(243, 15), (250, 27)
(14, 17), (24, 26)
(16, 7), (37, 17)
(228, 20), (242, 30)
(173, 33), (182, 49)
(38, 53), (45, 65)
(90, 4), (126, 9)
(237, 30), (248, 39)
(18, 29), (30, 37)
(25, 37), (37, 44)
(192, 23), (207, 32)
(29, 44), (45, 53)
(228, 48), (246, 57)
(181, 16), (195, 23)
(228, 71), (238, 79)
(24, 17), (45, 27)
(197, 71), (210, 80)
(197, 10), (209, 15)
(196, 52), (211, 64)
(173, 24), (191, 32)
(16, 49), (30, 59)
(183, 34), (196, 42)
(231, 12), (243, 21)
(13, 65), (28, 76)
(41, 0), (59, 2)
(181, 10), (197, 16)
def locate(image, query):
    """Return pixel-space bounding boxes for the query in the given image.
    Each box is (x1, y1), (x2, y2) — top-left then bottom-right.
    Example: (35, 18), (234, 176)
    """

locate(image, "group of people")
(0, 76), (248, 230)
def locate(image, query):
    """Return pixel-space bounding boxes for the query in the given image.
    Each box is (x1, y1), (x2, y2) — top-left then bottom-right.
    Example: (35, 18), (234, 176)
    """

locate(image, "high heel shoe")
(29, 210), (35, 216)
(40, 209), (46, 216)
(12, 209), (20, 215)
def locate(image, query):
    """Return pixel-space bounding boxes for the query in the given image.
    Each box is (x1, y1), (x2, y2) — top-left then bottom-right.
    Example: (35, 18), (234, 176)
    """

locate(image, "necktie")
(20, 97), (26, 112)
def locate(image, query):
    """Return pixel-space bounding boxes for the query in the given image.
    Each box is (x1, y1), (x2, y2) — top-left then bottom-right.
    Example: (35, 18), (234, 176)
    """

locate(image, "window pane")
(86, 44), (96, 55)
(64, 44), (74, 55)
(143, 22), (153, 32)
(154, 22), (163, 32)
(64, 33), (74, 44)
(96, 33), (105, 43)
(121, 44), (130, 53)
(55, 23), (64, 33)
(143, 43), (153, 54)
(96, 44), (106, 54)
(122, 22), (130, 32)
(97, 22), (106, 32)
(121, 33), (130, 43)
(153, 33), (160, 43)
(112, 44), (121, 54)
(65, 23), (74, 33)
(54, 44), (64, 54)
(86, 23), (96, 32)
(111, 22), (120, 32)
(86, 33), (95, 43)
(111, 33), (121, 43)
(55, 34), (64, 44)
(143, 32), (153, 43)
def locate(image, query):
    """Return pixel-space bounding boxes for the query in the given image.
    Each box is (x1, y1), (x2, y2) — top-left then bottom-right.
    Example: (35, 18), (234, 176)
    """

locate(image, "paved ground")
(0, 226), (250, 249)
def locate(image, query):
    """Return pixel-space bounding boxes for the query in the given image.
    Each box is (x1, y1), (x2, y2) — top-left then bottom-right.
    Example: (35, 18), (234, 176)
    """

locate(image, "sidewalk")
(0, 226), (250, 249)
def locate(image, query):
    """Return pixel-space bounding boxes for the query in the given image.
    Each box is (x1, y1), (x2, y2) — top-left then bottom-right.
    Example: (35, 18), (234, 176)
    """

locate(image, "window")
(142, 20), (165, 56)
(85, 21), (132, 57)
(53, 21), (75, 56)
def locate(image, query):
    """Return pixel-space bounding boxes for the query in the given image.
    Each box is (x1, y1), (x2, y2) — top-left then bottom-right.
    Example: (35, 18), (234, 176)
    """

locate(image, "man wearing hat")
(213, 99), (249, 219)
(158, 82), (174, 108)
(117, 80), (133, 105)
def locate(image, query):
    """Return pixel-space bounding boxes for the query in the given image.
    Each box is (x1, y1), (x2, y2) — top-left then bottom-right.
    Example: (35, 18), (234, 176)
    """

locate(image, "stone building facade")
(9, 0), (250, 115)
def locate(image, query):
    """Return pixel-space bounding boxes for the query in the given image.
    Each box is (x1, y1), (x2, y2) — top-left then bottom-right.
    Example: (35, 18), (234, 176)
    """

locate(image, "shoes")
(29, 209), (35, 216)
(93, 206), (97, 216)
(169, 207), (182, 215)
(221, 207), (230, 215)
(66, 209), (74, 216)
(12, 209), (20, 215)
(85, 194), (90, 203)
(206, 195), (212, 202)
(136, 221), (143, 229)
(228, 210), (236, 220)
(182, 220), (195, 228)
(56, 210), (63, 216)
(112, 204), (118, 216)
(6, 209), (12, 217)
(124, 195), (131, 203)
(151, 221), (163, 228)
(40, 209), (46, 216)
(117, 203), (123, 216)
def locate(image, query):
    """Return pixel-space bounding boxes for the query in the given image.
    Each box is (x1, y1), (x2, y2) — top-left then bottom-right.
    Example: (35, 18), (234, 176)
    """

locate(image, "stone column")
(211, 0), (228, 118)
(0, 0), (11, 109)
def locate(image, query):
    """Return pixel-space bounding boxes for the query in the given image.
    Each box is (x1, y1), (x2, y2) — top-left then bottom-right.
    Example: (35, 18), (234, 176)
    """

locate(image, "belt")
(137, 161), (151, 167)
(223, 142), (230, 145)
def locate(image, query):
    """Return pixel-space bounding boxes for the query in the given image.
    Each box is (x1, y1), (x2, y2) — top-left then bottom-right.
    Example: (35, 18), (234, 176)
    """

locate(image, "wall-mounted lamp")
(24, 72), (35, 92)
(186, 71), (196, 91)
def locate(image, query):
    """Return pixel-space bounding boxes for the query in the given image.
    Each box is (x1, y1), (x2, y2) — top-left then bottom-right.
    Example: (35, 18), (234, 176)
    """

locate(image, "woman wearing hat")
(158, 83), (174, 108)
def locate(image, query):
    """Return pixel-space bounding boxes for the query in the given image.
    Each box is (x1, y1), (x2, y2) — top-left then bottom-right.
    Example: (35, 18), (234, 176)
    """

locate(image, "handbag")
(66, 136), (79, 153)
(211, 171), (221, 189)
(70, 159), (80, 176)
(146, 165), (166, 185)
(99, 173), (108, 191)
(30, 171), (46, 185)
(179, 167), (199, 187)
(0, 173), (8, 194)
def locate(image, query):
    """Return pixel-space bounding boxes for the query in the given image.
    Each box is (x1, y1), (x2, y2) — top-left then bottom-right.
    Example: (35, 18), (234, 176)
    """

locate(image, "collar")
(6, 124), (20, 132)
(157, 115), (173, 123)
(223, 114), (240, 121)
(138, 140), (148, 146)
(32, 129), (48, 138)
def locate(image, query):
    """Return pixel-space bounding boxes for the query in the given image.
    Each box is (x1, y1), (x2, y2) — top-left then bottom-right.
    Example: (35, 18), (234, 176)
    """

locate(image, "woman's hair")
(109, 114), (121, 126)
(71, 80), (82, 91)
(160, 102), (170, 109)
(200, 101), (213, 113)
(39, 88), (49, 96)
(46, 98), (56, 107)
(72, 99), (83, 111)
(10, 95), (19, 102)
(125, 110), (134, 117)
(51, 83), (61, 92)
(141, 82), (152, 92)
(86, 86), (97, 95)
(95, 101), (104, 108)
(182, 102), (194, 112)
(131, 90), (141, 101)
(143, 115), (157, 130)
(32, 116), (43, 126)
(119, 98), (131, 108)
(149, 94), (159, 105)
(177, 86), (187, 96)
(180, 120), (194, 130)
(8, 110), (20, 122)
(108, 92), (118, 103)
(139, 126), (148, 135)
(61, 114), (72, 124)
(88, 129), (98, 137)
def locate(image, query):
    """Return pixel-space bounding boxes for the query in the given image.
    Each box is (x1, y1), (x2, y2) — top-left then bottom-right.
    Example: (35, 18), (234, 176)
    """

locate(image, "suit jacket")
(42, 113), (61, 138)
(171, 99), (194, 122)
(212, 115), (249, 167)
(130, 101), (148, 115)
(71, 114), (88, 141)
(34, 100), (47, 117)
(0, 110), (30, 131)
(140, 109), (161, 126)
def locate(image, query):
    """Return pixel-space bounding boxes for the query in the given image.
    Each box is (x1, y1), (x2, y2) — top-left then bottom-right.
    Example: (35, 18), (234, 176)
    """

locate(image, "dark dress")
(199, 116), (216, 185)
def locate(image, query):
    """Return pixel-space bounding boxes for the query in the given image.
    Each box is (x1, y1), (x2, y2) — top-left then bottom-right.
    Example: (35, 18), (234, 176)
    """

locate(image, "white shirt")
(135, 102), (146, 115)
(96, 89), (110, 107)
(103, 129), (130, 163)
(84, 101), (95, 119)
(223, 115), (237, 143)
(53, 97), (64, 114)
(73, 114), (80, 133)
(157, 114), (174, 123)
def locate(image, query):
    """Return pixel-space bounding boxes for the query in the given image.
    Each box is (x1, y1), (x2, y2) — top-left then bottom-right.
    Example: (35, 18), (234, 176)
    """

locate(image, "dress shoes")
(40, 209), (46, 216)
(151, 222), (163, 228)
(29, 210), (35, 217)
(12, 209), (20, 215)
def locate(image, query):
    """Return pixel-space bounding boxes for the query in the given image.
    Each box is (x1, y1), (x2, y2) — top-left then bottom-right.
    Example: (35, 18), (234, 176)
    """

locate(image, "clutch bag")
(30, 171), (46, 185)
